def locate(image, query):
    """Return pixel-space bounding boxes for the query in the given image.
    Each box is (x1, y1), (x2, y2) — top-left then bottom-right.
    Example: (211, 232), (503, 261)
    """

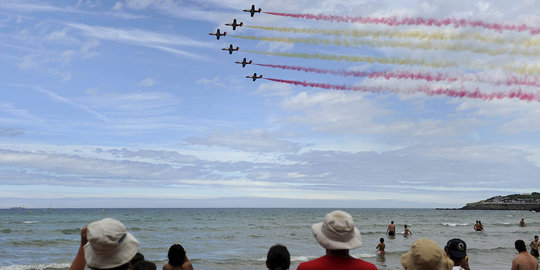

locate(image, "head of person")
(401, 238), (453, 270)
(167, 244), (186, 267)
(515, 240), (527, 252)
(391, 221), (394, 224)
(444, 239), (467, 262)
(129, 253), (144, 270)
(535, 235), (539, 240)
(266, 244), (290, 270)
(133, 261), (156, 270)
(380, 238), (384, 243)
(404, 225), (408, 228)
(84, 218), (140, 270)
(311, 210), (362, 251)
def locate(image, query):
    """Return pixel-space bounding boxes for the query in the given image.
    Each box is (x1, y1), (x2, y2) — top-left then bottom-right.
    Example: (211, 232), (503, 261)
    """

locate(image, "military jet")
(225, 19), (243, 30)
(222, 44), (239, 54)
(246, 73), (263, 81)
(235, 58), (252, 67)
(243, 5), (261, 17)
(209, 29), (226, 40)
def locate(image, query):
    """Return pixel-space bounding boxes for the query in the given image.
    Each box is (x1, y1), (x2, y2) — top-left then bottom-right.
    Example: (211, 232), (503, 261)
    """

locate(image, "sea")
(0, 208), (538, 270)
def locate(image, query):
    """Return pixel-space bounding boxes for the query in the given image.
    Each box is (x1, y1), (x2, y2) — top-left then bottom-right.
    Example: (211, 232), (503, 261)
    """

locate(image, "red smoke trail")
(263, 78), (540, 102)
(263, 12), (540, 35)
(255, 63), (540, 87)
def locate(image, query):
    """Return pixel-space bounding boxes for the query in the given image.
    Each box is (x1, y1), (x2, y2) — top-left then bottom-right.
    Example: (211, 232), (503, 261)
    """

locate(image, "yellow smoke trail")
(244, 50), (457, 69)
(231, 35), (540, 56)
(244, 50), (540, 75)
(245, 25), (540, 49)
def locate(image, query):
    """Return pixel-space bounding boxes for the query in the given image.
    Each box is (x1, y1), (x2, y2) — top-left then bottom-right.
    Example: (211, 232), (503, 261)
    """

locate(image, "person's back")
(512, 240), (538, 270)
(298, 253), (377, 270)
(297, 210), (377, 270)
(387, 221), (395, 236)
(163, 244), (193, 270)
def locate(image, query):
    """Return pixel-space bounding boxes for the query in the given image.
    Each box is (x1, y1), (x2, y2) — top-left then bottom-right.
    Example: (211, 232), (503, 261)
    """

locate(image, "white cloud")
(186, 129), (301, 152)
(138, 77), (156, 87)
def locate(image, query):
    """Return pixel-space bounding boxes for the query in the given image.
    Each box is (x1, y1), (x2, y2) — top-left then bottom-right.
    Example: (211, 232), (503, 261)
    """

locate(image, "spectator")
(401, 238), (453, 270)
(297, 210), (377, 270)
(69, 218), (140, 270)
(163, 244), (193, 270)
(266, 244), (290, 270)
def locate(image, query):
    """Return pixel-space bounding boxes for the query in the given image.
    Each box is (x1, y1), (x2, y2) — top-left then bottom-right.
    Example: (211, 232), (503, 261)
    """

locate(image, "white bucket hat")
(311, 210), (362, 250)
(84, 218), (140, 269)
(401, 238), (453, 270)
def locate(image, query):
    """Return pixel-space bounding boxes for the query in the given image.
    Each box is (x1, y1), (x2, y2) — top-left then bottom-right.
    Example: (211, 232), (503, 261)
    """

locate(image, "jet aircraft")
(235, 58), (253, 67)
(222, 44), (239, 54)
(243, 5), (261, 17)
(209, 29), (226, 40)
(246, 73), (263, 81)
(225, 19), (243, 30)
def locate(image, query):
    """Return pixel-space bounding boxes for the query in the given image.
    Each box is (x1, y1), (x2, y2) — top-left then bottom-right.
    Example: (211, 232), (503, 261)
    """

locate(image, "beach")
(0, 208), (538, 270)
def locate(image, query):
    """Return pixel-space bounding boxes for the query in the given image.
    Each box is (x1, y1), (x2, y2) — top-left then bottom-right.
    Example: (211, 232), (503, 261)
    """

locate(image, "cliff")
(461, 192), (540, 211)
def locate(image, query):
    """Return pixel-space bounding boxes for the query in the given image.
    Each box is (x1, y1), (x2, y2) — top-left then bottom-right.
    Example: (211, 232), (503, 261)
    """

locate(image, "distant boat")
(10, 206), (25, 209)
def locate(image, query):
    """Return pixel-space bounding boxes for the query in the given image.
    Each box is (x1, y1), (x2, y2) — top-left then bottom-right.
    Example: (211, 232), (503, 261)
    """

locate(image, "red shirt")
(297, 255), (378, 270)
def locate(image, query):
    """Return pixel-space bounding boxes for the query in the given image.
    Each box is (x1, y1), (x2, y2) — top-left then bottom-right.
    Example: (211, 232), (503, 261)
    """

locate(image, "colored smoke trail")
(246, 25), (540, 48)
(254, 63), (540, 88)
(246, 50), (540, 75)
(245, 50), (457, 69)
(262, 12), (540, 35)
(231, 35), (540, 56)
(263, 78), (540, 102)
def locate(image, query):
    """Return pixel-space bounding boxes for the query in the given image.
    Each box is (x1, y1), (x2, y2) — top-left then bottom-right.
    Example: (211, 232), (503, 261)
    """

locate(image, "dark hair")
(515, 240), (527, 252)
(168, 244), (186, 266)
(133, 261), (156, 270)
(266, 244), (290, 270)
(379, 238), (384, 243)
(404, 225), (408, 228)
(129, 253), (145, 268)
(93, 263), (129, 270)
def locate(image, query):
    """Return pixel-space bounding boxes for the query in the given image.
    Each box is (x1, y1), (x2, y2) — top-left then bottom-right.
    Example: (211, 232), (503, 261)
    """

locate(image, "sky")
(1, 0), (540, 208)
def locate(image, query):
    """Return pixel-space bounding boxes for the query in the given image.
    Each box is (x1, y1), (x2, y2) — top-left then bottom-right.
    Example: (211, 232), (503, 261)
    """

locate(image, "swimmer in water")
(376, 238), (386, 254)
(403, 225), (412, 237)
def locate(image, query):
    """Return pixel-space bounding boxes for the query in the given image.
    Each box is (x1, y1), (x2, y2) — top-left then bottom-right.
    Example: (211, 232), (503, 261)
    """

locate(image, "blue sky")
(1, 0), (540, 208)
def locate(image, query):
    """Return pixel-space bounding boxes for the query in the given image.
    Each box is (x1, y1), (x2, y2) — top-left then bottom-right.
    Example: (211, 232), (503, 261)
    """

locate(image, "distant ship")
(10, 206), (25, 209)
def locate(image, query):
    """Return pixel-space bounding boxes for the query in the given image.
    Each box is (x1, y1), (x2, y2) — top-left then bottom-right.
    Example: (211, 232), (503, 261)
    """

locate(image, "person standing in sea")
(520, 218), (527, 227)
(512, 240), (538, 270)
(297, 210), (378, 270)
(387, 221), (395, 237)
(530, 235), (539, 258)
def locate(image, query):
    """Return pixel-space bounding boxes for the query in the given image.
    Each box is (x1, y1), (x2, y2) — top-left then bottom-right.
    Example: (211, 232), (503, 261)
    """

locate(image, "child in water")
(376, 238), (385, 254)
(403, 225), (412, 237)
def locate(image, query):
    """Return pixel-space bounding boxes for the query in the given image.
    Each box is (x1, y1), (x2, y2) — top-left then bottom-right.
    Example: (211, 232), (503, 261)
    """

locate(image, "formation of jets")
(225, 19), (244, 30)
(210, 5), (262, 81)
(243, 5), (262, 17)
(222, 44), (240, 54)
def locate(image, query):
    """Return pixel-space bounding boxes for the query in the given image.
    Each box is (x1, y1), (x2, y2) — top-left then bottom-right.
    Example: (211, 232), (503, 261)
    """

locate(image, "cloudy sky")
(1, 0), (540, 208)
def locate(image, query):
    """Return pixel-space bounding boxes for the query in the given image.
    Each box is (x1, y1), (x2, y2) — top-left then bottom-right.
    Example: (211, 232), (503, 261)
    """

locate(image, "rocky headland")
(460, 192), (540, 211)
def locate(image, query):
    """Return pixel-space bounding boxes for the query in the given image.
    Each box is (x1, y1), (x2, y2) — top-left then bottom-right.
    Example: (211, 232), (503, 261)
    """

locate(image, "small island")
(459, 192), (540, 211)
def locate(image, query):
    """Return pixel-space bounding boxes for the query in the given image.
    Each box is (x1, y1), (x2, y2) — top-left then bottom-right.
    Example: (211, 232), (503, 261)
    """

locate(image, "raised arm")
(69, 226), (88, 270)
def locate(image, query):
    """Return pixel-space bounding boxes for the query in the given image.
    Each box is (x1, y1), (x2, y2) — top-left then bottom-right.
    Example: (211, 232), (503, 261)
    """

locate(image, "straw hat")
(311, 210), (362, 250)
(401, 238), (453, 270)
(84, 218), (140, 269)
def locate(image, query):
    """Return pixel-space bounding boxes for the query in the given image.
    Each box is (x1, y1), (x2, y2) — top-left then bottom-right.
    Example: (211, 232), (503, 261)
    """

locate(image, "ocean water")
(0, 208), (538, 270)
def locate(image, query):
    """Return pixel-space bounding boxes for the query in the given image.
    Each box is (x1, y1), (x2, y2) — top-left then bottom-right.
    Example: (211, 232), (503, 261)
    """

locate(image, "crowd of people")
(69, 211), (539, 270)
